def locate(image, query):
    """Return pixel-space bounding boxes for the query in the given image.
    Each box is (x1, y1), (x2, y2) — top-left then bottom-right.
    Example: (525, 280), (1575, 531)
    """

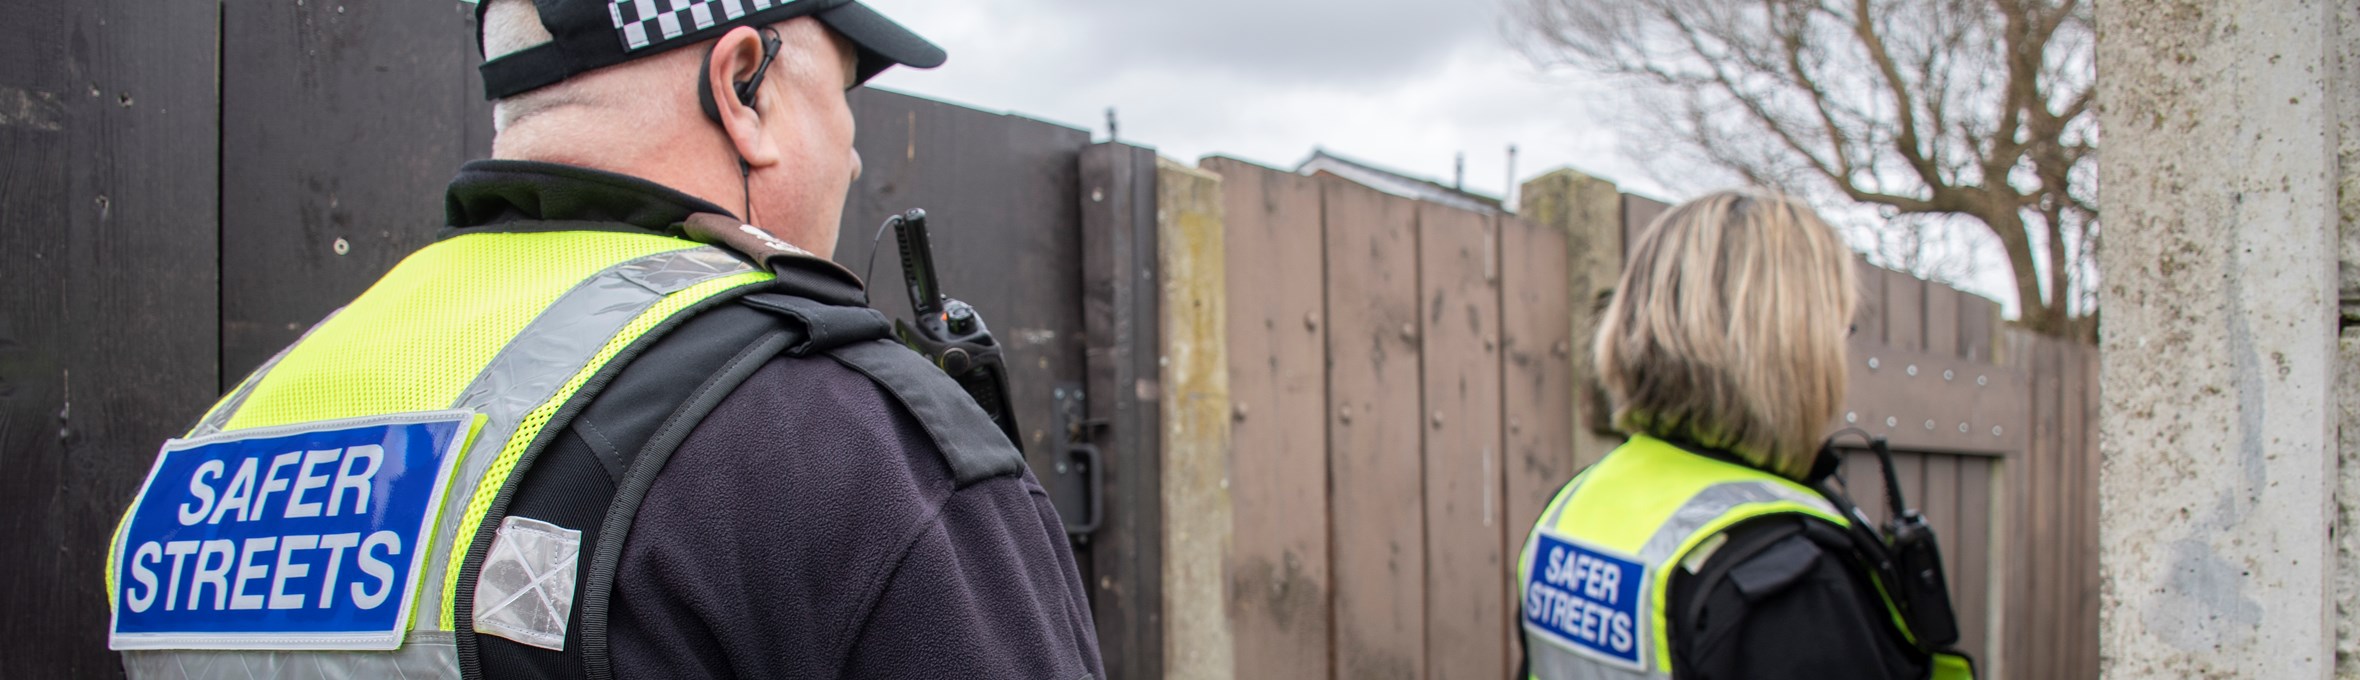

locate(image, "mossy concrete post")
(1157, 157), (1235, 680)
(2097, 0), (2354, 676)
(1518, 168), (1625, 470)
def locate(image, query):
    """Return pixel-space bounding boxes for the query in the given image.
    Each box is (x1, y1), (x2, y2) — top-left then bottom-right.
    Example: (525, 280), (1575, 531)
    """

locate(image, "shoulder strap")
(467, 277), (1025, 680)
(460, 281), (891, 679)
(459, 287), (796, 679)
(737, 291), (1023, 484)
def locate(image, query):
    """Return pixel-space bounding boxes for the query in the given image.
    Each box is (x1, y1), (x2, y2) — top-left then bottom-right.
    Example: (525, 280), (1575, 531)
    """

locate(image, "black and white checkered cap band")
(608, 0), (795, 51)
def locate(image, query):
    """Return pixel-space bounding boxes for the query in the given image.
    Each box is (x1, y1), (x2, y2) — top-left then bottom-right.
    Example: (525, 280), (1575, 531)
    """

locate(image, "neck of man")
(493, 110), (755, 223)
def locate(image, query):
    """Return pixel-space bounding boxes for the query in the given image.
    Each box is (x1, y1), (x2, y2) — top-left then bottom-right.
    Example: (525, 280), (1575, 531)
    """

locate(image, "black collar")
(1658, 434), (1842, 487)
(440, 159), (872, 307)
(444, 159), (736, 235)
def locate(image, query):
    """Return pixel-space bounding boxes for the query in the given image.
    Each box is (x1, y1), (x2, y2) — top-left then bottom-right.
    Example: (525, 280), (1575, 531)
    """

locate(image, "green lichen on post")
(1518, 168), (1626, 468)
(1156, 156), (1236, 680)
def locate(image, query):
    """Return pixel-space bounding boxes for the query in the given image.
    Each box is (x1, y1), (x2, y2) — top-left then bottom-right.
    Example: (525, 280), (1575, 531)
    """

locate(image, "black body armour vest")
(457, 231), (1026, 680)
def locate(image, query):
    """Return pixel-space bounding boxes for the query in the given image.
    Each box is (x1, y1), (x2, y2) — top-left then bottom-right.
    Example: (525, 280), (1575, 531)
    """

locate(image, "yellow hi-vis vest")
(1518, 434), (1971, 680)
(105, 229), (772, 677)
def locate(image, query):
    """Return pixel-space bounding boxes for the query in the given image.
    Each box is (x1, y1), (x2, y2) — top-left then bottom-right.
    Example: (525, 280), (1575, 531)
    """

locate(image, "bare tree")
(1515, 0), (2097, 339)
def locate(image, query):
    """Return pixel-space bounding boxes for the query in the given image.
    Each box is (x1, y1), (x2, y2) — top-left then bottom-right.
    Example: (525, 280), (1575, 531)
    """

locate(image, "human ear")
(702, 26), (784, 167)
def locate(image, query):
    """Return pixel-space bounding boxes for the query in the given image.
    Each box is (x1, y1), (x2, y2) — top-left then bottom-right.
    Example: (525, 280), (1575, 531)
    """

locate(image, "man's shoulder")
(689, 351), (958, 494)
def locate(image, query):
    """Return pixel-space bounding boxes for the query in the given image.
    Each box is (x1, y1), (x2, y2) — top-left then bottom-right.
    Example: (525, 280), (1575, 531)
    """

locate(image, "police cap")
(475, 0), (946, 100)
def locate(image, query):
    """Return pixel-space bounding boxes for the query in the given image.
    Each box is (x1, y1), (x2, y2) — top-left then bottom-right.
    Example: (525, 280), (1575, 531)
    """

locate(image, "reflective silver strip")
(1525, 479), (1839, 679)
(418, 246), (752, 623)
(1525, 637), (1659, 680)
(124, 632), (458, 680)
(191, 309), (345, 437)
(1634, 481), (1837, 566)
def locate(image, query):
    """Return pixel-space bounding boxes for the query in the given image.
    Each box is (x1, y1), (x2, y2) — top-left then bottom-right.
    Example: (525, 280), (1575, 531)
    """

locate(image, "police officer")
(1516, 190), (1972, 679)
(104, 1), (1103, 678)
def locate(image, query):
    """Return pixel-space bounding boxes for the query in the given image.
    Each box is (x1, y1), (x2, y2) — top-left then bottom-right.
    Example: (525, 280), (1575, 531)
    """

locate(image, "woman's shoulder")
(1667, 514), (1927, 679)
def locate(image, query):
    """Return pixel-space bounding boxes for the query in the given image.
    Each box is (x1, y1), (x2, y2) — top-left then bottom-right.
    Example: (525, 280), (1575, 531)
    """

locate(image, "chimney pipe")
(1506, 145), (1519, 210)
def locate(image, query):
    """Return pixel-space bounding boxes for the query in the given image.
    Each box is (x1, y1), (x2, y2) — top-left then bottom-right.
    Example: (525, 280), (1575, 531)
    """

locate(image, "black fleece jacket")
(448, 161), (1104, 680)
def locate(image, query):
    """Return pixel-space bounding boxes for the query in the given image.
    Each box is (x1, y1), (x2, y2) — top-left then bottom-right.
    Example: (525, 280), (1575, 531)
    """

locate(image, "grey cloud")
(1021, 0), (1504, 85)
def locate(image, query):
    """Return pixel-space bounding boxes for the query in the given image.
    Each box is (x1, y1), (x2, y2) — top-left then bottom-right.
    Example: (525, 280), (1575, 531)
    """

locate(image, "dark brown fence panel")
(1496, 215), (1574, 672)
(1077, 143), (1168, 680)
(829, 89), (1139, 670)
(1319, 176), (1428, 680)
(1415, 204), (1505, 680)
(837, 89), (1096, 511)
(219, 0), (493, 381)
(0, 3), (222, 676)
(1204, 157), (1333, 680)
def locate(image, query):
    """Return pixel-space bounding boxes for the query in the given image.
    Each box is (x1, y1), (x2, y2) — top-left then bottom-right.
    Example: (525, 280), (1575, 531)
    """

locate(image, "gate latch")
(1048, 384), (1105, 544)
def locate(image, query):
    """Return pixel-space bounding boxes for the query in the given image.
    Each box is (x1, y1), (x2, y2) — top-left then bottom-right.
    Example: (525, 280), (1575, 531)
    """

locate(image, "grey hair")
(480, 0), (553, 59)
(481, 0), (587, 133)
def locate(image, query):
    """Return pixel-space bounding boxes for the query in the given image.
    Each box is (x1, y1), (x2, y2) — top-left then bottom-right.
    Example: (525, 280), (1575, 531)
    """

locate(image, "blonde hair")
(1594, 189), (1858, 479)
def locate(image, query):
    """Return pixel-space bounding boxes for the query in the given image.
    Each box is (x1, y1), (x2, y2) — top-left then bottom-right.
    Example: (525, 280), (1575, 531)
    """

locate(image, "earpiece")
(699, 28), (784, 124)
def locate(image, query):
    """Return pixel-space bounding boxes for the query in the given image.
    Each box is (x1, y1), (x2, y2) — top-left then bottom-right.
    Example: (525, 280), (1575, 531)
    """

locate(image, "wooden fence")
(0, 2), (2099, 673)
(1, 1), (1167, 672)
(1169, 160), (2098, 679)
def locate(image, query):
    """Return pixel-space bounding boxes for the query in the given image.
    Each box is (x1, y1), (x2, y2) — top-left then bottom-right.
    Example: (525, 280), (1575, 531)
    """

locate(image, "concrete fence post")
(2097, 0), (2354, 676)
(1157, 157), (1235, 680)
(1517, 169), (1626, 470)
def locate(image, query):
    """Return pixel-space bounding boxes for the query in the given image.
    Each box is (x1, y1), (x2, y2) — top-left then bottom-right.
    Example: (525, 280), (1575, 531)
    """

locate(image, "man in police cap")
(103, 0), (1103, 677)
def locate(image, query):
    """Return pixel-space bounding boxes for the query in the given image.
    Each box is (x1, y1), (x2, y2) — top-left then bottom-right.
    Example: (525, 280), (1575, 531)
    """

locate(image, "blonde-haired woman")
(1515, 190), (1971, 679)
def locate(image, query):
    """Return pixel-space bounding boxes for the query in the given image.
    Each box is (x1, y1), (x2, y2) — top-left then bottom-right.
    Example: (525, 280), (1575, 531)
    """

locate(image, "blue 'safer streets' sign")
(1522, 531), (1650, 670)
(110, 411), (474, 651)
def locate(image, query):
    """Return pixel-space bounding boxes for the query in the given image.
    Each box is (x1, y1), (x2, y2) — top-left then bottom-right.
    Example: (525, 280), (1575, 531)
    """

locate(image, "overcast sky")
(855, 0), (2020, 312)
(857, 0), (1677, 202)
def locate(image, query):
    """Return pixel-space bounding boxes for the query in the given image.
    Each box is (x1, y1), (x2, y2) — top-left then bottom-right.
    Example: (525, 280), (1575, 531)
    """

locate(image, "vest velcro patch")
(1522, 531), (1650, 671)
(110, 411), (475, 651)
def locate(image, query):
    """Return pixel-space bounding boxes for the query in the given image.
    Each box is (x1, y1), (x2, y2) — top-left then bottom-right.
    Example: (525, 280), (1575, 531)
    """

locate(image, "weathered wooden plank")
(2063, 342), (2097, 679)
(1204, 157), (1332, 680)
(1997, 332), (2038, 680)
(0, 2), (220, 676)
(1071, 142), (1164, 680)
(1924, 283), (1961, 359)
(219, 0), (493, 381)
(1496, 214), (1575, 672)
(1882, 268), (1927, 353)
(1890, 451), (1926, 529)
(1921, 454), (1961, 600)
(2025, 338), (2064, 680)
(1618, 194), (1669, 263)
(1958, 294), (2000, 364)
(1854, 259), (1889, 346)
(1843, 447), (1891, 526)
(1955, 456), (1994, 666)
(1320, 175), (1427, 680)
(1416, 203), (1505, 680)
(1842, 339), (2031, 455)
